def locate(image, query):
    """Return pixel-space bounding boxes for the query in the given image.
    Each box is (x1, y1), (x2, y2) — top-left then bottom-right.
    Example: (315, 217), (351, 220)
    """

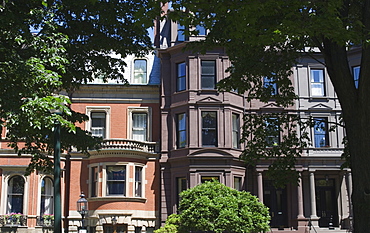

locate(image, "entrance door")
(316, 179), (338, 227)
(264, 181), (288, 228)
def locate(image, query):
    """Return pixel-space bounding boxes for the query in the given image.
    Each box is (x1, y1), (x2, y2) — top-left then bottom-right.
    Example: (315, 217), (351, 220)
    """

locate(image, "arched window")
(40, 177), (54, 216)
(7, 175), (25, 214)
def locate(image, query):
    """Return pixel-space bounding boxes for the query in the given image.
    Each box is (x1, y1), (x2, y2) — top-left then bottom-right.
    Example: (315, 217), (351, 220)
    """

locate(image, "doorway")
(316, 178), (338, 227)
(263, 180), (288, 228)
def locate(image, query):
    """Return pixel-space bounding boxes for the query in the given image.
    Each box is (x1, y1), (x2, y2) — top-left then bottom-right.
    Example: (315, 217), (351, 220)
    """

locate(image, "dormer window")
(133, 59), (147, 84)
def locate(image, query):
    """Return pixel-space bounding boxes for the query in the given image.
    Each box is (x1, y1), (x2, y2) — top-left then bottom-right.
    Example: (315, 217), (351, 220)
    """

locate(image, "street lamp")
(51, 109), (62, 233)
(77, 192), (88, 231)
(111, 216), (117, 233)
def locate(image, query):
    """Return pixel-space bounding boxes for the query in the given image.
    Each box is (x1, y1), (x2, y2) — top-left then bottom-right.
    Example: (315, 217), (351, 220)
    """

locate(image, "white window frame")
(133, 164), (146, 198)
(132, 58), (148, 84)
(0, 171), (29, 215)
(39, 175), (54, 217)
(88, 164), (100, 198)
(309, 68), (326, 97)
(86, 106), (111, 139)
(102, 163), (129, 197)
(127, 107), (152, 142)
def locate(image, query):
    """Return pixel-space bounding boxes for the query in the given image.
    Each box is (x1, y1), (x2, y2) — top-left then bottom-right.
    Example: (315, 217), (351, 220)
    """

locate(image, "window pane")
(177, 113), (186, 148)
(91, 112), (106, 138)
(196, 25), (207, 36)
(263, 76), (278, 95)
(201, 61), (216, 89)
(232, 114), (240, 149)
(177, 24), (185, 41)
(41, 177), (54, 216)
(177, 63), (186, 91)
(353, 66), (360, 88)
(234, 177), (242, 191)
(202, 112), (217, 146)
(91, 167), (98, 197)
(265, 118), (280, 147)
(133, 59), (147, 84)
(201, 176), (219, 183)
(8, 176), (24, 214)
(132, 113), (147, 141)
(106, 166), (126, 196)
(310, 69), (325, 96)
(314, 118), (329, 147)
(135, 167), (143, 197)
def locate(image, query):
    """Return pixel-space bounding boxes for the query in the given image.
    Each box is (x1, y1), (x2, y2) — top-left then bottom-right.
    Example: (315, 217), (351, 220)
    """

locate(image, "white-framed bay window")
(86, 106), (111, 139)
(127, 107), (151, 142)
(99, 163), (146, 198)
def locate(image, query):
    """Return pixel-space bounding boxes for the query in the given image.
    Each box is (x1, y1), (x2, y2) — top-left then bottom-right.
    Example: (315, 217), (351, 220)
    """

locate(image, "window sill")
(197, 89), (219, 94)
(309, 96), (329, 102)
(87, 196), (147, 203)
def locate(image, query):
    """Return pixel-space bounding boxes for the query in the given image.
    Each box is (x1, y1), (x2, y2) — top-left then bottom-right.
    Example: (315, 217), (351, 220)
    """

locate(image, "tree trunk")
(322, 39), (370, 232)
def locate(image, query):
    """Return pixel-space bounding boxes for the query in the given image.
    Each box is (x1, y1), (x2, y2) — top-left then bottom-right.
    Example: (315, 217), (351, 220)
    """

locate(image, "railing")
(0, 215), (27, 227)
(101, 139), (159, 153)
(36, 216), (54, 227)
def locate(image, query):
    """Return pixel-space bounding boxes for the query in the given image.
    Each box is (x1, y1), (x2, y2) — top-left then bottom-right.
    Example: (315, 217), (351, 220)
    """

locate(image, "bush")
(156, 180), (270, 233)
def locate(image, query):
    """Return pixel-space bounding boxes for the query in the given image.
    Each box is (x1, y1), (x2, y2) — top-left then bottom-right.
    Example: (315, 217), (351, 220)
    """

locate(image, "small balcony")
(0, 214), (27, 227)
(101, 139), (159, 154)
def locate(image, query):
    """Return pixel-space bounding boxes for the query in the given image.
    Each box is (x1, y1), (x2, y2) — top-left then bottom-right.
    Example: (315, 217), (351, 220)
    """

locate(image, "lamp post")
(77, 192), (88, 232)
(111, 216), (117, 233)
(51, 109), (62, 233)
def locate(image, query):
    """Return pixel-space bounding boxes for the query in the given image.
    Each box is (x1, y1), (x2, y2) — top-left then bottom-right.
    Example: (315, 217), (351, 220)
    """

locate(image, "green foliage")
(154, 214), (180, 233)
(178, 181), (270, 233)
(0, 0), (160, 173)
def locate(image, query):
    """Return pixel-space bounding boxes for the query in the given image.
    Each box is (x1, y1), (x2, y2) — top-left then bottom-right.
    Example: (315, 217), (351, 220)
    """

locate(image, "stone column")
(297, 174), (305, 219)
(257, 172), (264, 203)
(309, 171), (319, 226)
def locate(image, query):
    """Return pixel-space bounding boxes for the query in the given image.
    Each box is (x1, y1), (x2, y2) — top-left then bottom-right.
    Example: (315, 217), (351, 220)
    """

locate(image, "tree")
(159, 181), (270, 233)
(0, 0), (160, 174)
(169, 0), (370, 232)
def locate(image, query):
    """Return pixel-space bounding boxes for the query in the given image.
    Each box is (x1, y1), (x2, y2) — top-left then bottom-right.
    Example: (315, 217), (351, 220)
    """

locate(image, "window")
(91, 112), (106, 138)
(177, 62), (186, 91)
(177, 23), (186, 41)
(201, 61), (216, 89)
(132, 113), (148, 141)
(176, 177), (187, 206)
(313, 118), (329, 147)
(263, 76), (278, 95)
(40, 177), (54, 216)
(196, 25), (207, 36)
(234, 177), (242, 191)
(133, 59), (147, 84)
(201, 176), (219, 183)
(353, 66), (360, 88)
(202, 111), (217, 146)
(90, 167), (98, 197)
(265, 118), (280, 147)
(106, 166), (126, 196)
(232, 114), (240, 149)
(135, 166), (143, 197)
(177, 113), (187, 148)
(128, 107), (151, 142)
(8, 175), (25, 214)
(311, 69), (325, 96)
